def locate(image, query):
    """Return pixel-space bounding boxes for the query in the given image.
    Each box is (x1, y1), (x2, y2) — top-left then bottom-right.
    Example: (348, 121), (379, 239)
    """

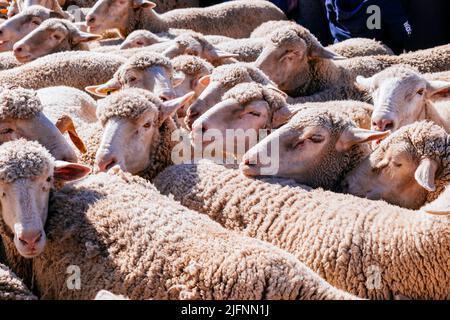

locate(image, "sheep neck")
(128, 8), (168, 37)
(423, 100), (450, 133)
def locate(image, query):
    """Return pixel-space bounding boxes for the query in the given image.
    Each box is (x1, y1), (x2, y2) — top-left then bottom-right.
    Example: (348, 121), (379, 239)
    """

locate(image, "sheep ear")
(54, 161), (91, 182)
(426, 80), (450, 98)
(71, 30), (102, 45)
(336, 127), (390, 152)
(198, 75), (211, 87)
(272, 105), (297, 128)
(414, 158), (438, 192)
(355, 75), (374, 90)
(172, 72), (185, 88)
(422, 199), (450, 216)
(85, 78), (121, 97)
(266, 84), (288, 98)
(159, 91), (195, 125)
(55, 115), (87, 154)
(133, 0), (156, 9)
(309, 44), (346, 60)
(206, 46), (240, 60)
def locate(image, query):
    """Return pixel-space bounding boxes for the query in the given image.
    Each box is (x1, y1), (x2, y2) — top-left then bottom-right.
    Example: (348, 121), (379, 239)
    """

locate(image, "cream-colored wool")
(0, 144), (357, 299)
(96, 89), (163, 125)
(0, 51), (126, 92)
(216, 38), (265, 63)
(121, 0), (286, 38)
(210, 62), (274, 90)
(223, 82), (287, 123)
(0, 263), (37, 300)
(154, 153), (450, 299)
(0, 52), (22, 71)
(325, 38), (393, 58)
(172, 55), (213, 77)
(0, 88), (43, 120)
(0, 139), (52, 184)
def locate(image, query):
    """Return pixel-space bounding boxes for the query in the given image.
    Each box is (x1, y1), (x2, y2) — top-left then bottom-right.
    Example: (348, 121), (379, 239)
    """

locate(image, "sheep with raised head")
(355, 65), (450, 133)
(12, 18), (101, 63)
(154, 123), (450, 300)
(85, 0), (286, 38)
(0, 139), (356, 300)
(255, 24), (450, 101)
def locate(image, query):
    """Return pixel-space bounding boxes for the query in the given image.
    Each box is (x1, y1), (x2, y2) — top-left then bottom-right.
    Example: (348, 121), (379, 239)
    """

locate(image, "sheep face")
(0, 5), (59, 52)
(0, 140), (90, 258)
(95, 90), (193, 174)
(86, 0), (155, 36)
(254, 28), (344, 95)
(86, 65), (180, 100)
(0, 88), (78, 162)
(185, 76), (226, 129)
(13, 19), (100, 63)
(240, 109), (387, 189)
(342, 122), (448, 209)
(357, 67), (450, 132)
(119, 30), (162, 49)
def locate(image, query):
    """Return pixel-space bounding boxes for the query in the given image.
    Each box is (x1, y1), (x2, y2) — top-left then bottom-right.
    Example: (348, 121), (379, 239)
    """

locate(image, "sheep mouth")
(0, 40), (10, 50)
(14, 53), (32, 63)
(240, 162), (260, 176)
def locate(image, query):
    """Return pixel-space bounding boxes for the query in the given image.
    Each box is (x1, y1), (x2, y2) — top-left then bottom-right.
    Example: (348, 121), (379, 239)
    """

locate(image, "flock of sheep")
(0, 0), (449, 300)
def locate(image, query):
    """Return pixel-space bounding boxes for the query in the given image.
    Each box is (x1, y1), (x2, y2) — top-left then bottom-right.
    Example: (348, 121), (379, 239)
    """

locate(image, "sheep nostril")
(15, 46), (22, 53)
(383, 120), (394, 131)
(87, 16), (96, 24)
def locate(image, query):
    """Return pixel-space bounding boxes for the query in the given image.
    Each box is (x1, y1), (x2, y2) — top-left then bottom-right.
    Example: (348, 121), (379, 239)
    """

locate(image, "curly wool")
(96, 88), (163, 125)
(114, 52), (173, 83)
(375, 121), (450, 202)
(0, 139), (53, 184)
(0, 263), (37, 300)
(154, 159), (450, 300)
(172, 55), (213, 77)
(211, 62), (273, 89)
(0, 88), (43, 120)
(0, 167), (356, 300)
(224, 82), (287, 118)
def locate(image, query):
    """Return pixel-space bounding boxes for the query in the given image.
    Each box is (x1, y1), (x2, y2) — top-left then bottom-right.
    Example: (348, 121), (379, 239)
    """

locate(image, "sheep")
(252, 21), (394, 58)
(0, 51), (126, 91)
(171, 55), (213, 123)
(85, 0), (286, 38)
(355, 65), (450, 132)
(0, 87), (80, 162)
(255, 24), (450, 100)
(94, 88), (194, 178)
(12, 18), (102, 63)
(6, 0), (70, 19)
(84, 52), (182, 100)
(154, 125), (450, 299)
(119, 29), (166, 49)
(0, 52), (21, 71)
(161, 32), (239, 66)
(0, 139), (356, 300)
(342, 121), (450, 209)
(0, 263), (37, 300)
(185, 62), (275, 128)
(0, 5), (65, 53)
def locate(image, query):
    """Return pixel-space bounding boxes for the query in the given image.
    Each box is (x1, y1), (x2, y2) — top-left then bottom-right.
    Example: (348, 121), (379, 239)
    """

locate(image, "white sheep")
(154, 124), (450, 299)
(0, 139), (356, 300)
(85, 0), (286, 38)
(356, 65), (450, 132)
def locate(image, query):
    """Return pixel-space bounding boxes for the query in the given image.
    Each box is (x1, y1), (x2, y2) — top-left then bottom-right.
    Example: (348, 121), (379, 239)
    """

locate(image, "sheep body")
(0, 51), (125, 91)
(124, 0), (286, 38)
(0, 263), (37, 300)
(0, 158), (356, 299)
(154, 157), (450, 300)
(0, 52), (22, 71)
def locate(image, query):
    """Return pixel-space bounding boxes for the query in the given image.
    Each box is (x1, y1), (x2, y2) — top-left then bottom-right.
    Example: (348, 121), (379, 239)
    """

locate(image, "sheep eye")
(143, 122), (152, 129)
(1, 192), (5, 197)
(31, 19), (41, 25)
(293, 139), (305, 149)
(106, 90), (113, 96)
(417, 88), (424, 95)
(136, 41), (143, 46)
(46, 176), (52, 182)
(0, 128), (13, 134)
(127, 76), (137, 83)
(53, 34), (62, 41)
(248, 111), (260, 117)
(392, 162), (402, 168)
(309, 135), (325, 143)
